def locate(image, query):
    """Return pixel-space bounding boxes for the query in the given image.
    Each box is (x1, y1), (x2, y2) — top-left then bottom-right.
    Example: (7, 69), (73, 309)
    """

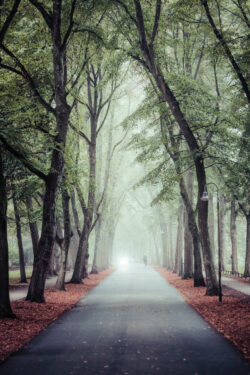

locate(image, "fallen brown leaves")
(0, 269), (113, 362)
(154, 267), (250, 361)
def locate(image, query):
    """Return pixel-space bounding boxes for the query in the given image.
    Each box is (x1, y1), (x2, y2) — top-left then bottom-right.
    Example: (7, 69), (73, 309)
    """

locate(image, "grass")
(9, 267), (33, 282)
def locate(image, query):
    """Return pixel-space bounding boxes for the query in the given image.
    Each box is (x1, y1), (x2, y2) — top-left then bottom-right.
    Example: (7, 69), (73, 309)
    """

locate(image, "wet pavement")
(1, 264), (249, 375)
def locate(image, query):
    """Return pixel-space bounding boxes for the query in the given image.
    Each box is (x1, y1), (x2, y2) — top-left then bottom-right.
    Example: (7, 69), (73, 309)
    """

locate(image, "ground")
(0, 264), (249, 375)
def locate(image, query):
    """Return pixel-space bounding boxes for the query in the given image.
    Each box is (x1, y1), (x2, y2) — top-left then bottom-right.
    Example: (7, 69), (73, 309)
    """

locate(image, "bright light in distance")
(117, 256), (130, 269)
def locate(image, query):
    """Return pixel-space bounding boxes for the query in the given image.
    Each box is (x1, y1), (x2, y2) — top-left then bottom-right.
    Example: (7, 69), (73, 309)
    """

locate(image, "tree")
(111, 0), (218, 295)
(0, 150), (15, 318)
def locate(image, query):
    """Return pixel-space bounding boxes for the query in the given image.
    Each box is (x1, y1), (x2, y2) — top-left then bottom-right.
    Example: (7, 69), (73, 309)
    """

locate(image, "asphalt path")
(9, 272), (73, 301)
(1, 264), (249, 375)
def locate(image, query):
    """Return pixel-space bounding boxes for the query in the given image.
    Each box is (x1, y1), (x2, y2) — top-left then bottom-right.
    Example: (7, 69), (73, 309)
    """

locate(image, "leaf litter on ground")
(154, 266), (250, 361)
(0, 269), (113, 362)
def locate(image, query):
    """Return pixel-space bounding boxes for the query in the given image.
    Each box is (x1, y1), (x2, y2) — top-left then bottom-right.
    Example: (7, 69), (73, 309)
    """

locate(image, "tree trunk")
(12, 183), (27, 283)
(179, 178), (205, 286)
(91, 216), (102, 274)
(71, 220), (91, 283)
(244, 214), (250, 277)
(71, 190), (81, 237)
(26, 2), (71, 302)
(25, 196), (39, 257)
(132, 9), (218, 293)
(174, 203), (183, 275)
(47, 241), (57, 276)
(161, 223), (169, 269)
(0, 151), (15, 318)
(218, 195), (226, 272)
(91, 112), (114, 274)
(55, 188), (71, 290)
(183, 169), (193, 279)
(230, 199), (238, 274)
(183, 211), (193, 278)
(208, 194), (215, 259)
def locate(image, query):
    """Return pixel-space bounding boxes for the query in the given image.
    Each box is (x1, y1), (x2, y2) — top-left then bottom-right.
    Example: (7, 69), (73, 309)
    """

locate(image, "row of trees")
(0, 0), (249, 318)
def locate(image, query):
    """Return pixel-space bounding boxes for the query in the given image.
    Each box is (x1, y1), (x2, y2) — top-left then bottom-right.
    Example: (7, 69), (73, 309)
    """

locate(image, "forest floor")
(154, 266), (250, 362)
(0, 269), (113, 362)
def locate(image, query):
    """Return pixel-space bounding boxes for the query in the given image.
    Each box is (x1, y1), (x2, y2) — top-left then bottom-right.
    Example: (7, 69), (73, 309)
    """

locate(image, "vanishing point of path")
(1, 265), (249, 375)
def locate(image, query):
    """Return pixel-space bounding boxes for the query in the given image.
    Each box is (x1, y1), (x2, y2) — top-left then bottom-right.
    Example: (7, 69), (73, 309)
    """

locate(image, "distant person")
(143, 255), (147, 266)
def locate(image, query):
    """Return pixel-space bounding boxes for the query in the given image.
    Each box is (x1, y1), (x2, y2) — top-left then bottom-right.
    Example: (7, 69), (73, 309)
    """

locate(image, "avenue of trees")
(0, 0), (249, 318)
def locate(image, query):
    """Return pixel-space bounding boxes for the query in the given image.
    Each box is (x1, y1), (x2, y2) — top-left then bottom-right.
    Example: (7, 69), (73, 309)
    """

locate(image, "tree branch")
(69, 121), (91, 145)
(150, 0), (161, 44)
(201, 0), (250, 102)
(114, 0), (138, 26)
(29, 0), (53, 29)
(61, 0), (76, 51)
(0, 44), (55, 114)
(0, 134), (47, 181)
(90, 212), (100, 232)
(0, 0), (21, 44)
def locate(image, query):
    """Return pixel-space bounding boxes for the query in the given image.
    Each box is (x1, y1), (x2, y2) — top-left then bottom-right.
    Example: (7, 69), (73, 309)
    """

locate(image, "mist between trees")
(0, 0), (249, 318)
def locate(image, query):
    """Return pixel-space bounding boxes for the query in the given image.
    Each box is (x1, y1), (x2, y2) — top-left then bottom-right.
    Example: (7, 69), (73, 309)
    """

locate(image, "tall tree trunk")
(91, 216), (102, 274)
(12, 183), (27, 283)
(218, 195), (226, 272)
(132, 2), (218, 294)
(91, 112), (114, 274)
(71, 217), (92, 283)
(230, 199), (238, 274)
(71, 190), (81, 237)
(244, 214), (250, 277)
(208, 194), (215, 259)
(183, 211), (193, 278)
(47, 240), (57, 276)
(26, 2), (71, 302)
(179, 178), (205, 286)
(183, 169), (193, 279)
(174, 203), (183, 274)
(0, 151), (15, 318)
(55, 188), (71, 290)
(25, 196), (39, 257)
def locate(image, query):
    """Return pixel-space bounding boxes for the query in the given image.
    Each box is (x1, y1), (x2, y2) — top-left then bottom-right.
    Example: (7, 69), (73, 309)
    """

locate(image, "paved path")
(222, 276), (250, 295)
(10, 272), (73, 301)
(1, 264), (249, 375)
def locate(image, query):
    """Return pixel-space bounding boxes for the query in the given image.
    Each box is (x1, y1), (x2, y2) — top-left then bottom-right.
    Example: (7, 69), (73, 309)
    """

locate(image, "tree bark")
(230, 199), (238, 274)
(0, 151), (15, 318)
(47, 238), (58, 276)
(12, 182), (27, 283)
(55, 188), (71, 290)
(91, 215), (102, 274)
(174, 202), (183, 275)
(25, 196), (39, 257)
(218, 195), (226, 272)
(208, 193), (215, 259)
(71, 190), (81, 237)
(183, 169), (193, 279)
(26, 1), (71, 302)
(244, 214), (250, 277)
(179, 178), (205, 286)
